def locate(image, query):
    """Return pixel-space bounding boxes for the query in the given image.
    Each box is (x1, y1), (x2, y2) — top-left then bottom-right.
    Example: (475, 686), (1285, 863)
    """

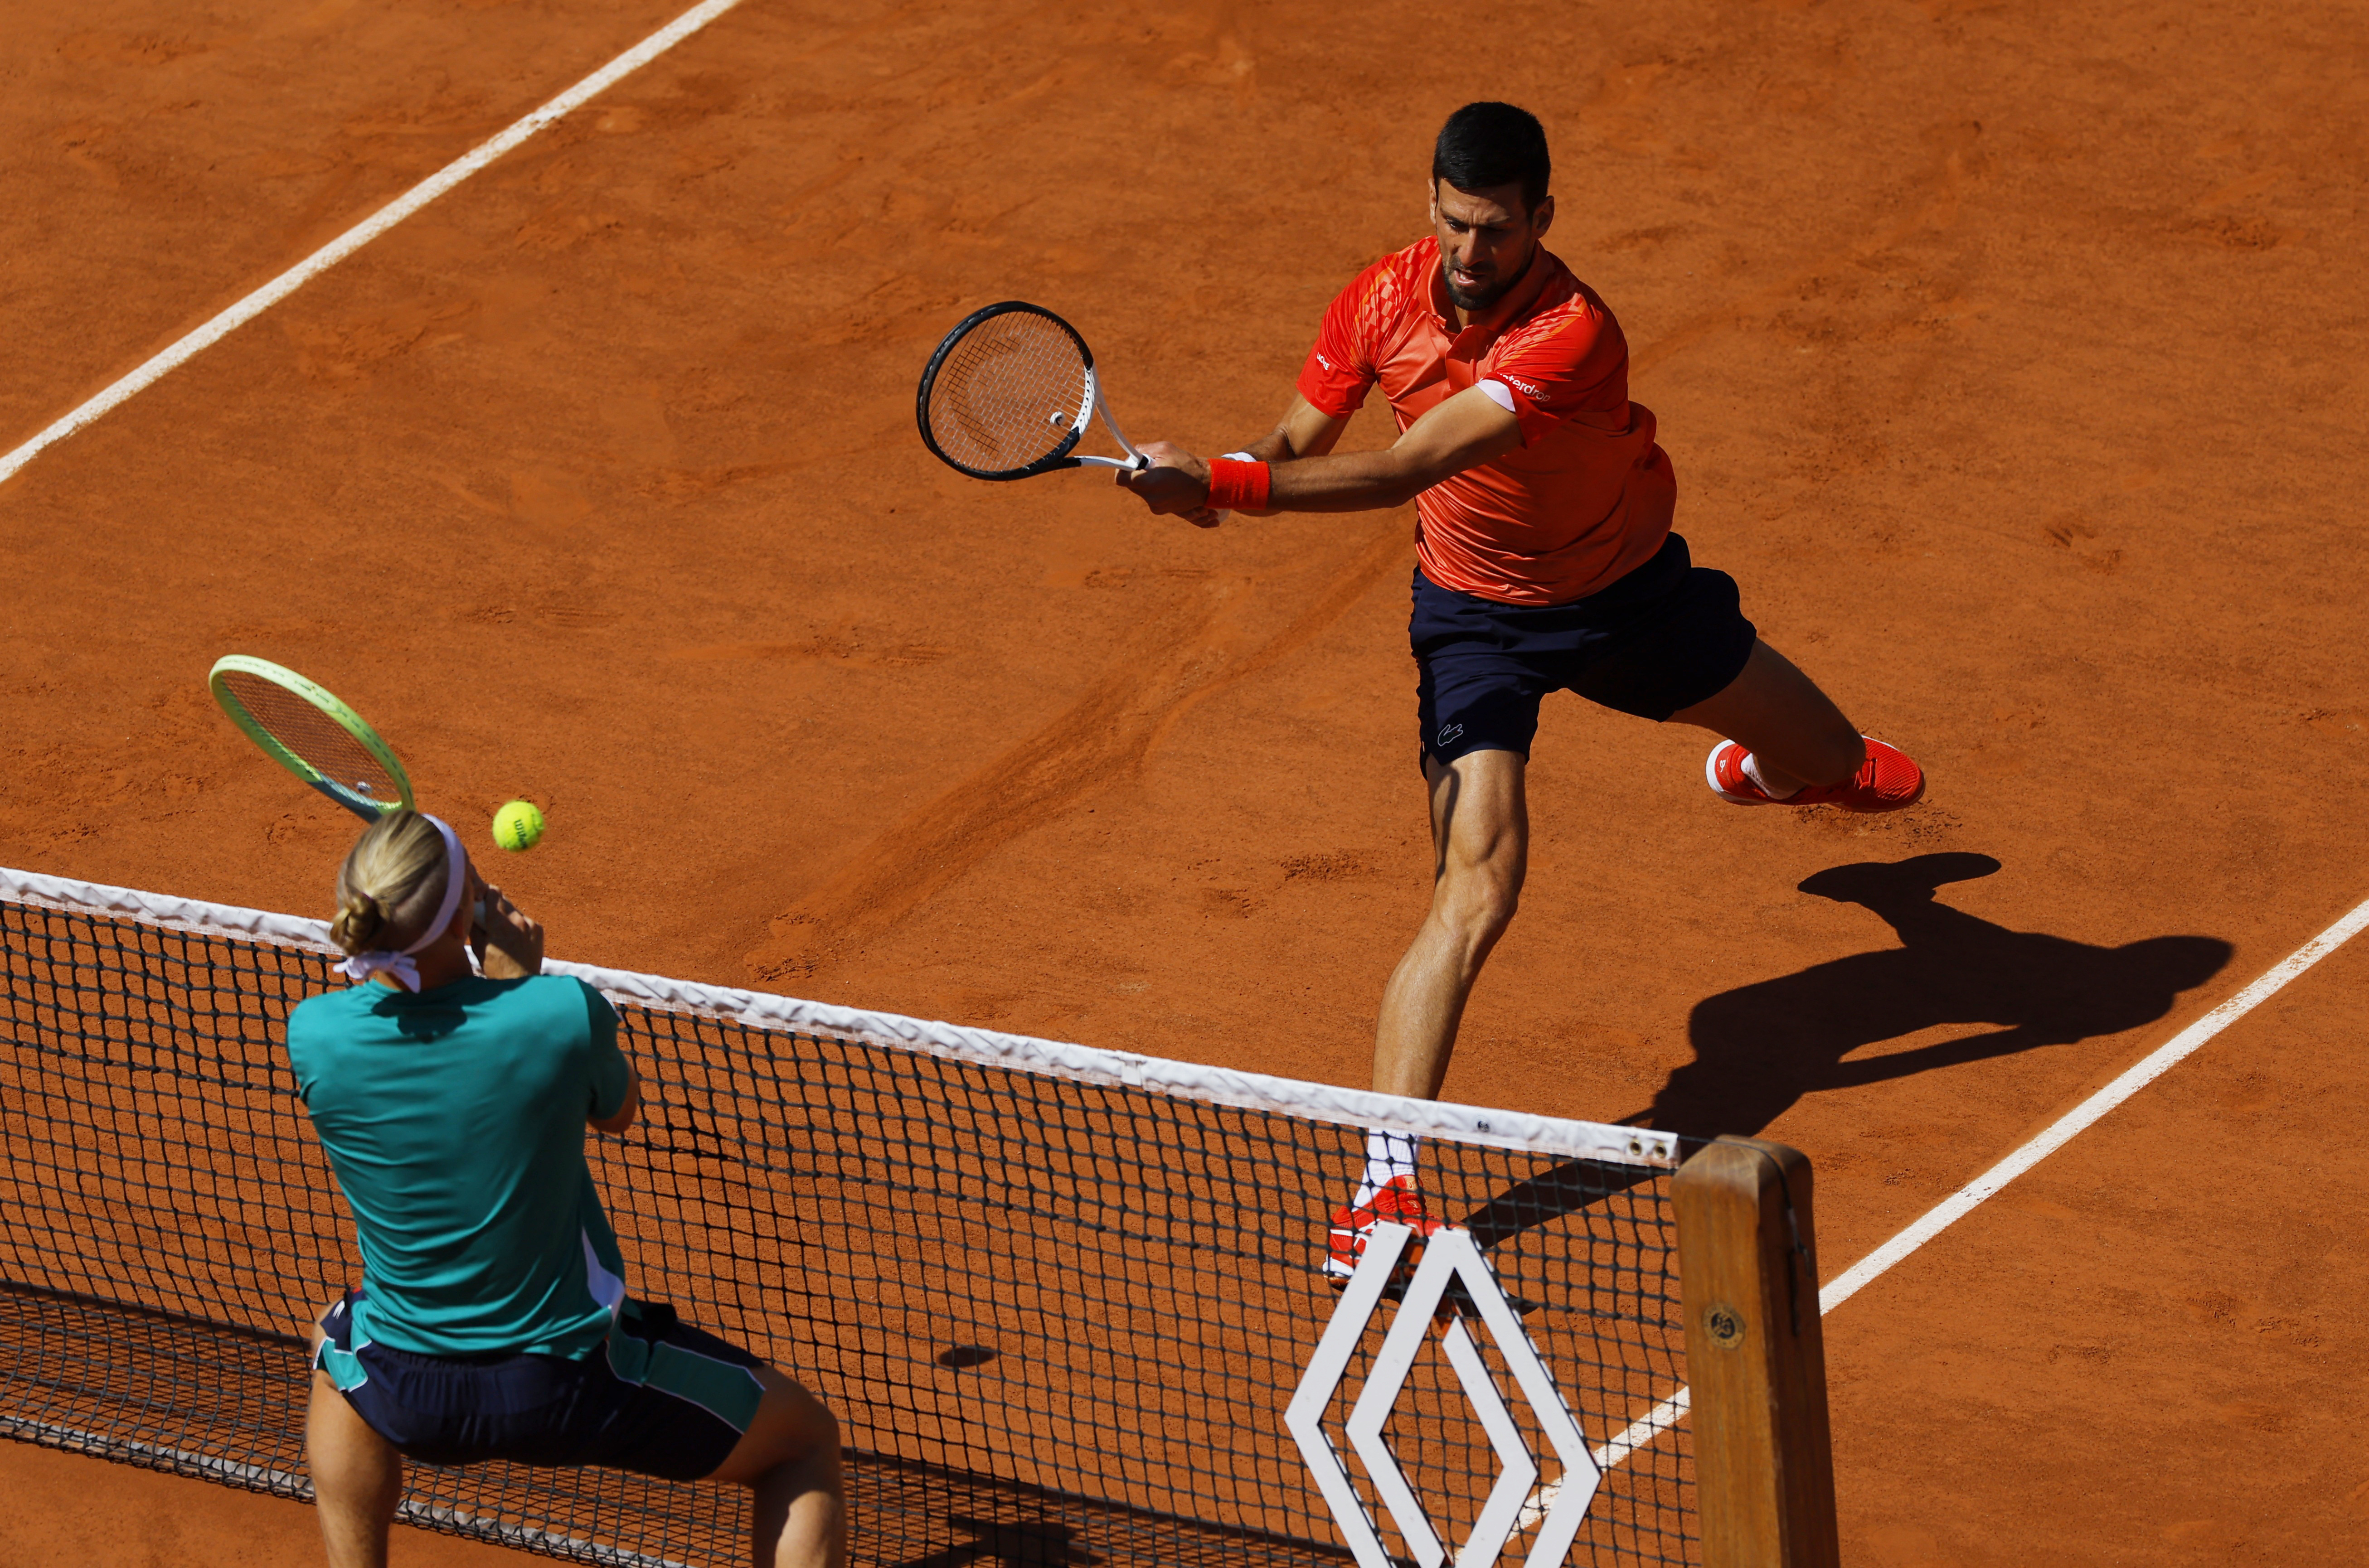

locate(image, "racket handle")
(1095, 394), (1148, 469)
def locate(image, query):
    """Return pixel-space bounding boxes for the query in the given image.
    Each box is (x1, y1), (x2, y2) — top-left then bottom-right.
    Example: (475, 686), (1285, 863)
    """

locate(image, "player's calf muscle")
(1673, 640), (1863, 784)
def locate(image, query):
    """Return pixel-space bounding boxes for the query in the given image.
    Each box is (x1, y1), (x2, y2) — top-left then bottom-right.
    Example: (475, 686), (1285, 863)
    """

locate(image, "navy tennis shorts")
(314, 1290), (765, 1481)
(1413, 532), (1757, 769)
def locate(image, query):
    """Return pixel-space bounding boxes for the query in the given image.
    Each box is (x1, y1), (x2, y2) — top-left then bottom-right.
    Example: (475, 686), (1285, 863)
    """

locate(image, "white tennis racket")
(916, 302), (1148, 480)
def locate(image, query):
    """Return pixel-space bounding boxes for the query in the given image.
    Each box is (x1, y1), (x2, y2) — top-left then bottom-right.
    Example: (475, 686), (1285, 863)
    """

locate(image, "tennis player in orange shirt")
(1119, 102), (1926, 1279)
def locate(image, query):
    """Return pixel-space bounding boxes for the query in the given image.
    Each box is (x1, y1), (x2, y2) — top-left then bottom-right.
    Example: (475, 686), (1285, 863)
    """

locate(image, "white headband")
(340, 814), (467, 993)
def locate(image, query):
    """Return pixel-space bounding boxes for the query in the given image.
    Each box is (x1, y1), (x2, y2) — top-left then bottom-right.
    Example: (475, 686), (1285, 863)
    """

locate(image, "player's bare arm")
(590, 1068), (642, 1134)
(1119, 170), (1550, 523)
(1233, 394), (1349, 465)
(1137, 395), (1348, 527)
(1116, 385), (1521, 517)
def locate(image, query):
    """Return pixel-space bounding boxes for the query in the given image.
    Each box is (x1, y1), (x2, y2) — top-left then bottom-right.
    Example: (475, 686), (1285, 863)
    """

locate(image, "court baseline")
(0, 0), (754, 488)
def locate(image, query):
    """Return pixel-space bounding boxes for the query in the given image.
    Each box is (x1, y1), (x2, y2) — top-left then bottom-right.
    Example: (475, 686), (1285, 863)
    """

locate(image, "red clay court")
(4, 1), (2367, 1563)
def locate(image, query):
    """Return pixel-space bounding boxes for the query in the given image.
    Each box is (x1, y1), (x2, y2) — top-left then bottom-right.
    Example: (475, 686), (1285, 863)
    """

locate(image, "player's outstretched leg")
(1328, 749), (1526, 1282)
(1675, 639), (1923, 811)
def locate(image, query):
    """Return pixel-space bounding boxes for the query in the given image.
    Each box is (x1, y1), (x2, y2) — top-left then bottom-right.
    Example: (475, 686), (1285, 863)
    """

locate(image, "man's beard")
(1440, 243), (1535, 312)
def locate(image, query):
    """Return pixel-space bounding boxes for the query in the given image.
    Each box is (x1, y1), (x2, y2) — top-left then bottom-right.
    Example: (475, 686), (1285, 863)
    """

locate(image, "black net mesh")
(922, 310), (1092, 475)
(0, 889), (1700, 1568)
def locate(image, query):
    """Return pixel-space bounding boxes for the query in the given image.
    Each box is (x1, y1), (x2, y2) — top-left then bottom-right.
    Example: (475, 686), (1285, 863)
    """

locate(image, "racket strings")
(218, 674), (400, 804)
(926, 313), (1092, 474)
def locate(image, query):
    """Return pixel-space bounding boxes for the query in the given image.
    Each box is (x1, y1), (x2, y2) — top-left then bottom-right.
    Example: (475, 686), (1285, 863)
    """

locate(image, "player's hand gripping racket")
(916, 302), (1148, 480)
(208, 655), (415, 822)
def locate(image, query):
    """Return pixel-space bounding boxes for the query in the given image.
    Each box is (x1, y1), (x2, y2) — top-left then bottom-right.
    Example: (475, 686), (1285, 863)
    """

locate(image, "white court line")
(0, 0), (751, 488)
(1817, 887), (2369, 1312)
(1518, 886), (2369, 1520)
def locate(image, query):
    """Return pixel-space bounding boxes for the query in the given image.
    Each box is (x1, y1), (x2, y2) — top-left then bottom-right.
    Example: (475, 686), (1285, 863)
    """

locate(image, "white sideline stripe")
(1588, 1389), (1688, 1472)
(1516, 886), (2369, 1524)
(1510, 1388), (1694, 1533)
(0, 0), (751, 487)
(0, 863), (1678, 1166)
(1819, 888), (2369, 1312)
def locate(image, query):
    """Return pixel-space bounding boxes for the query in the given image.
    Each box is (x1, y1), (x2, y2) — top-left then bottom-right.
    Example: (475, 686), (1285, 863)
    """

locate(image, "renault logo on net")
(1285, 1224), (1600, 1568)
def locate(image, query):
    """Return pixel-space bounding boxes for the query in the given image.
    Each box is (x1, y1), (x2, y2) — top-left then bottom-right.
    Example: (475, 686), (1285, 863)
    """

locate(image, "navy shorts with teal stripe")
(1413, 532), (1757, 768)
(314, 1290), (765, 1481)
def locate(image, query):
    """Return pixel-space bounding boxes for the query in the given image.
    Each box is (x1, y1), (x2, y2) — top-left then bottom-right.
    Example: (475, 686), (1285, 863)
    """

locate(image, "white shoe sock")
(1353, 1130), (1421, 1208)
(1741, 751), (1803, 802)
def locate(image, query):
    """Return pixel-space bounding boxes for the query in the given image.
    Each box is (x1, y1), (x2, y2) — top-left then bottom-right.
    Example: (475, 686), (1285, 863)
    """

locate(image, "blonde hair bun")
(330, 891), (387, 955)
(330, 810), (453, 957)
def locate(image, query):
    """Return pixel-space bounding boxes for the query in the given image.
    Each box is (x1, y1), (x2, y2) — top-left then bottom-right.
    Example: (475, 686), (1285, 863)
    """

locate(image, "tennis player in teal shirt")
(287, 809), (843, 1568)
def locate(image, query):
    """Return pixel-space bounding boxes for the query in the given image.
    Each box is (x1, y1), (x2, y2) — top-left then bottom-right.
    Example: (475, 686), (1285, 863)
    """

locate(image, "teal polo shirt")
(285, 973), (633, 1360)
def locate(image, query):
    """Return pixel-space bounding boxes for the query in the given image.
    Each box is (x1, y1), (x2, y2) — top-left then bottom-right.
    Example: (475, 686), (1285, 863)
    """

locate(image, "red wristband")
(1204, 458), (1271, 511)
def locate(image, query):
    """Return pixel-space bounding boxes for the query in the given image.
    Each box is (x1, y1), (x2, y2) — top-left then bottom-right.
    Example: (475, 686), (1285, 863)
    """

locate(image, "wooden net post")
(1674, 1136), (1840, 1568)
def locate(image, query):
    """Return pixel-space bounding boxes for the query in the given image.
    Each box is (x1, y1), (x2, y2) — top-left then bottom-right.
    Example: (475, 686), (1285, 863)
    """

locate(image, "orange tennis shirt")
(1296, 236), (1675, 606)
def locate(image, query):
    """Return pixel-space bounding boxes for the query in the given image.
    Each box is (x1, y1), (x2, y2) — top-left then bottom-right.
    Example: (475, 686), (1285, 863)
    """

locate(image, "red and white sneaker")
(1705, 736), (1924, 813)
(1325, 1175), (1444, 1283)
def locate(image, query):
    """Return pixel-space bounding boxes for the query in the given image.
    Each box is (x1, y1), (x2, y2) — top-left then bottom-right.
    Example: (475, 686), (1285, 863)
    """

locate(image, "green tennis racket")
(208, 655), (414, 822)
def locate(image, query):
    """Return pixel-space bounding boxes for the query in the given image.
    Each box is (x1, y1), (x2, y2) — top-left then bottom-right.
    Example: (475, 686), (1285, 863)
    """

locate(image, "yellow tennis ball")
(492, 799), (545, 852)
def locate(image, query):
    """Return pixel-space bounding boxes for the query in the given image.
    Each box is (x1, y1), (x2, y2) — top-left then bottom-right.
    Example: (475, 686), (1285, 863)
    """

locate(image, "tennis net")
(0, 866), (1700, 1568)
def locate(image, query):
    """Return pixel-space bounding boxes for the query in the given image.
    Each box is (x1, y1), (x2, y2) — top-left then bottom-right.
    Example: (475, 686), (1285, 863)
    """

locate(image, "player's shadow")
(1644, 851), (2231, 1139)
(1460, 852), (2230, 1248)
